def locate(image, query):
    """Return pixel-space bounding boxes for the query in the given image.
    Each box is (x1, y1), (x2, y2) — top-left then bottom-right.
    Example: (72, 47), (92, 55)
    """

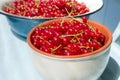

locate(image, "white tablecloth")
(0, 14), (120, 80)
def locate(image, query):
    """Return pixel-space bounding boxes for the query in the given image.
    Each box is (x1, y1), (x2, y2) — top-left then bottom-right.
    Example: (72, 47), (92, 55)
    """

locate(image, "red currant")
(30, 17), (105, 56)
(3, 0), (90, 18)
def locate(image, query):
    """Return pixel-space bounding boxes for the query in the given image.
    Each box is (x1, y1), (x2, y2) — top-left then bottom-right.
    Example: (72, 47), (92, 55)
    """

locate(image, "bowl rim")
(27, 18), (112, 59)
(0, 0), (103, 20)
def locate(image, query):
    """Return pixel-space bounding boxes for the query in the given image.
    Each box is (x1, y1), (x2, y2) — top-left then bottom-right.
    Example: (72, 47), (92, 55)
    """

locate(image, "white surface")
(0, 15), (43, 80)
(0, 14), (120, 80)
(111, 22), (120, 63)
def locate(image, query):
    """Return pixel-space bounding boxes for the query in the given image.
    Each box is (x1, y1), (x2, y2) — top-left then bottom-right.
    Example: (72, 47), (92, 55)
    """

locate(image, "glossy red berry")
(30, 17), (105, 56)
(3, 0), (89, 18)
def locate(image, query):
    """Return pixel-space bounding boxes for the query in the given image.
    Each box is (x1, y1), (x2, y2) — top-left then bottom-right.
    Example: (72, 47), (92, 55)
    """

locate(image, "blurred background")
(89, 0), (120, 33)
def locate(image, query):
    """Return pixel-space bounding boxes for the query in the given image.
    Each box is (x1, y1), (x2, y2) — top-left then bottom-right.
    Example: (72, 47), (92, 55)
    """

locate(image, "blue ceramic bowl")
(0, 1), (51, 37)
(6, 16), (48, 37)
(0, 1), (52, 37)
(0, 0), (103, 37)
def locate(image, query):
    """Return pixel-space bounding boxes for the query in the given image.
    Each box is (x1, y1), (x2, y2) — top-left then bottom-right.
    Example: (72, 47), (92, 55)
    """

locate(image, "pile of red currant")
(2, 0), (89, 18)
(30, 17), (105, 56)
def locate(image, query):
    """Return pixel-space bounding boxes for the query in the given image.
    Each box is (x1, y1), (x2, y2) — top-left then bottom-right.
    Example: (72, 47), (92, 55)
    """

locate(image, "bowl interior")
(27, 18), (112, 59)
(0, 0), (103, 19)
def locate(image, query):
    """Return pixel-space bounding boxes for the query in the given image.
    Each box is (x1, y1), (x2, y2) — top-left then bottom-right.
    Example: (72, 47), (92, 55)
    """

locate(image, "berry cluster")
(3, 0), (89, 18)
(31, 17), (105, 56)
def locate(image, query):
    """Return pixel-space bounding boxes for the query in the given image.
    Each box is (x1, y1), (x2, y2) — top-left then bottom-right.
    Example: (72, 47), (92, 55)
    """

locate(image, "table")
(0, 14), (120, 80)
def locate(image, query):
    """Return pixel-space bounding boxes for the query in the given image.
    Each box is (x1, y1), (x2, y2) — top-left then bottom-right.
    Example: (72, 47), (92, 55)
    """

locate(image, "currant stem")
(36, 35), (48, 43)
(60, 32), (83, 38)
(51, 44), (62, 53)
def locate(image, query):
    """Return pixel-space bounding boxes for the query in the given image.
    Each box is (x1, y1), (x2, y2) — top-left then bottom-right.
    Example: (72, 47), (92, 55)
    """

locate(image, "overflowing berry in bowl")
(29, 16), (106, 56)
(27, 16), (112, 80)
(2, 0), (89, 18)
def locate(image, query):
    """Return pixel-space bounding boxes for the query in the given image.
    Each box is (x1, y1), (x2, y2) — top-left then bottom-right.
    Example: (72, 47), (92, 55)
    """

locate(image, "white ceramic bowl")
(27, 18), (112, 80)
(31, 46), (110, 80)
